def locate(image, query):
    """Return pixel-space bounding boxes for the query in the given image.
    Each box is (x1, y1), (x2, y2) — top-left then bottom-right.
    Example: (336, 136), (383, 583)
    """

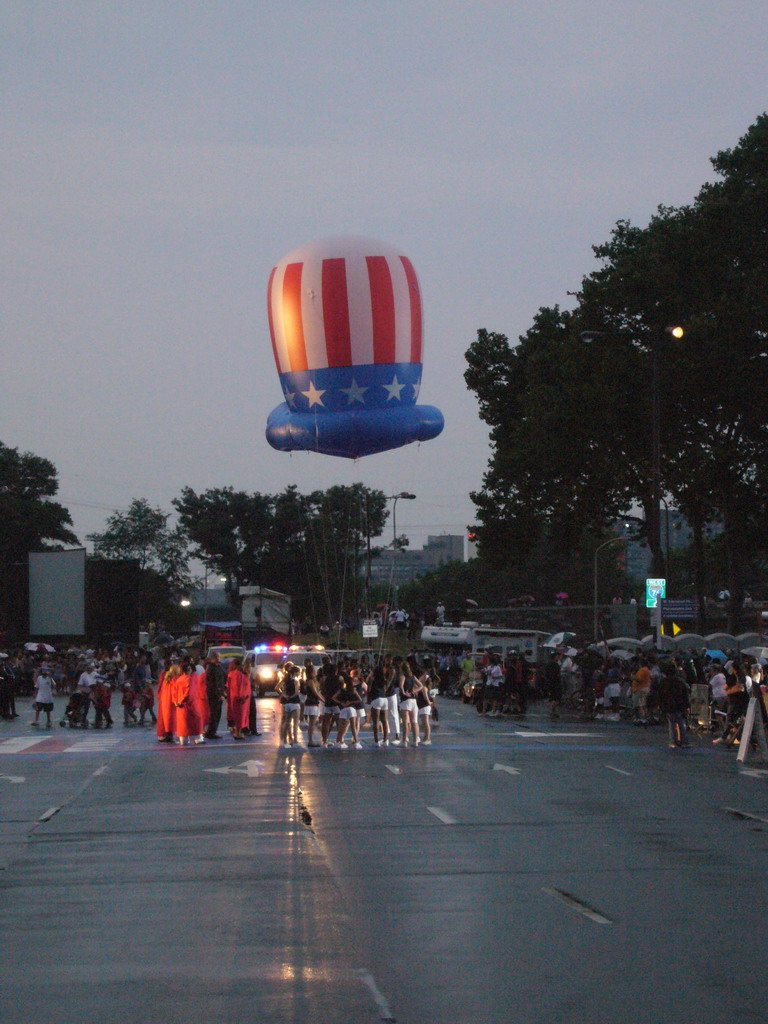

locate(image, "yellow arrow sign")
(661, 622), (682, 637)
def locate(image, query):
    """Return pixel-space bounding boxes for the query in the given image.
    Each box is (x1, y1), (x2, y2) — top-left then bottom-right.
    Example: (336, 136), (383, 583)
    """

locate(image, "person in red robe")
(156, 664), (177, 742)
(188, 663), (209, 743)
(226, 658), (251, 739)
(171, 662), (199, 745)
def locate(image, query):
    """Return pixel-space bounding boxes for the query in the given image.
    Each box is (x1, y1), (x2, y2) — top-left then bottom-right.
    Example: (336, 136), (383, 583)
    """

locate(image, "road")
(1, 697), (767, 1023)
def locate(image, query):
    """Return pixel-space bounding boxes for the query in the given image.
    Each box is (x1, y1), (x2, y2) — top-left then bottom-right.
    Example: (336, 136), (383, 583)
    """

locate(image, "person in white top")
(32, 667), (55, 728)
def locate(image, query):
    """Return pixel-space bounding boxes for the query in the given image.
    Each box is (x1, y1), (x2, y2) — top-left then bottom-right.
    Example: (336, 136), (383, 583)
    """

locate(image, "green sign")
(645, 578), (666, 608)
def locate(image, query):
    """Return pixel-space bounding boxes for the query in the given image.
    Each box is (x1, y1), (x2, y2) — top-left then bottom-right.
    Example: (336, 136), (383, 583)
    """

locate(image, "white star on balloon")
(302, 380), (326, 407)
(383, 375), (405, 401)
(340, 379), (368, 404)
(284, 390), (297, 409)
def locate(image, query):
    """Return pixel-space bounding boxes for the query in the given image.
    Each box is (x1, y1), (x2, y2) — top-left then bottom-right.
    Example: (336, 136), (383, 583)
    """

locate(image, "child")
(93, 675), (113, 729)
(122, 682), (138, 727)
(31, 667), (55, 729)
(139, 680), (157, 726)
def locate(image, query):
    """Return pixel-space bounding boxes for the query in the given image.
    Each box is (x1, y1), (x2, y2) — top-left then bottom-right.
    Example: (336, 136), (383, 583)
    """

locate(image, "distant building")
(370, 534), (466, 584)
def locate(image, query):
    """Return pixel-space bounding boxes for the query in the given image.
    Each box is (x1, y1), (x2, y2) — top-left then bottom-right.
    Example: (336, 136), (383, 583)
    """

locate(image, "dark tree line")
(465, 115), (768, 630)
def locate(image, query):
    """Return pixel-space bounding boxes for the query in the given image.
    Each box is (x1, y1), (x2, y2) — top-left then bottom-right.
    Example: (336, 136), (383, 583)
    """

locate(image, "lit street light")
(387, 492), (416, 609)
(581, 324), (684, 579)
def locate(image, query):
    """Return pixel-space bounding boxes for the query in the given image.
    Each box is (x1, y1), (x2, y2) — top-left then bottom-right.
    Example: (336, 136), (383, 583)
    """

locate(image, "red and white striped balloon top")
(267, 236), (424, 376)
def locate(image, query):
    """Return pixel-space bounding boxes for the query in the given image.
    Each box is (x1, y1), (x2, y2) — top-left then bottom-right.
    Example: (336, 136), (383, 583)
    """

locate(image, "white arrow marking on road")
(427, 806), (457, 824)
(724, 806), (768, 824)
(502, 732), (593, 738)
(604, 765), (632, 776)
(0, 773), (26, 784)
(39, 806), (60, 822)
(385, 765), (401, 775)
(205, 759), (264, 778)
(493, 763), (521, 776)
(739, 768), (768, 778)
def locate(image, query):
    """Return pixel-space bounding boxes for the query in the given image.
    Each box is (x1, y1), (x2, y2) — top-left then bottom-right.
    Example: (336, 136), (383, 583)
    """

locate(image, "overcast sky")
(2, 1), (766, 552)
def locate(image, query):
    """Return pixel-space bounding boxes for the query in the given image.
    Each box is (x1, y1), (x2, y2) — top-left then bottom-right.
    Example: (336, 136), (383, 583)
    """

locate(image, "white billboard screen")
(29, 549), (86, 636)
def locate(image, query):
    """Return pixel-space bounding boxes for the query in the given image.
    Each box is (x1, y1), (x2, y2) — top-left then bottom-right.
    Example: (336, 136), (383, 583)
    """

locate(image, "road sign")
(661, 598), (699, 620)
(362, 619), (379, 638)
(645, 578), (666, 608)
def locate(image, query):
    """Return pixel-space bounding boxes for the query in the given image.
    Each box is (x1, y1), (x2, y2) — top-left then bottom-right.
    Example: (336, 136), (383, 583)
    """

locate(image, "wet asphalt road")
(1, 698), (767, 1024)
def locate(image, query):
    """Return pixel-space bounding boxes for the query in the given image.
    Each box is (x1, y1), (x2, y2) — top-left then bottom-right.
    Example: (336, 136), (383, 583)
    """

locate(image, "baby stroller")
(60, 691), (90, 728)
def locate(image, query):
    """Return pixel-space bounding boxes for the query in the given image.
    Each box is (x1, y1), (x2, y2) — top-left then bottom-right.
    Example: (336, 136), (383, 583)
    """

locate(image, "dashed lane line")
(427, 805), (457, 825)
(543, 887), (612, 925)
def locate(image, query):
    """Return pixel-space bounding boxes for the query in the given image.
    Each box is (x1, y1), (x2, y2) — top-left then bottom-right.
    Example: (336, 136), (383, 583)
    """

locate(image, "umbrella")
(464, 598), (479, 607)
(705, 649), (728, 662)
(609, 649), (635, 661)
(742, 646), (768, 661)
(543, 631), (576, 649)
(606, 637), (643, 650)
(0, 652), (8, 660)
(555, 592), (570, 601)
(25, 642), (55, 653)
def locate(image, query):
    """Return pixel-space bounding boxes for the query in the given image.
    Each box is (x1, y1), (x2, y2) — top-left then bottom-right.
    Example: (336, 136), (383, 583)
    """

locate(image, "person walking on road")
(659, 662), (690, 748)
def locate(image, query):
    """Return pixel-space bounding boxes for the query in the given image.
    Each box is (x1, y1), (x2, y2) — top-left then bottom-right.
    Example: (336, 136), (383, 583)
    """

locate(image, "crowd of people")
(0, 644), (442, 751)
(442, 643), (768, 751)
(275, 652), (439, 749)
(4, 638), (765, 755)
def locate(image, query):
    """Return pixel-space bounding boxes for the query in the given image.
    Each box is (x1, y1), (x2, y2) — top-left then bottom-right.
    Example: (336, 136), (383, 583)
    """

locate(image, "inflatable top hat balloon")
(265, 236), (444, 459)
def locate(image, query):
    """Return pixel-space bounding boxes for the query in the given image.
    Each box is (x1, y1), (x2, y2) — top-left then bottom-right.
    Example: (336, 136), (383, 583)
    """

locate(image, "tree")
(0, 441), (78, 630)
(466, 115), (768, 629)
(88, 499), (194, 616)
(173, 483), (388, 626)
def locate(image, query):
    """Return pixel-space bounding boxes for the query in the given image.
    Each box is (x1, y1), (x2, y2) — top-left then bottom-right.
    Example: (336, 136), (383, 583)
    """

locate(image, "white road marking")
(0, 773), (25, 784)
(385, 765), (401, 775)
(204, 759), (264, 778)
(739, 768), (768, 778)
(724, 806), (768, 824)
(92, 765), (109, 777)
(543, 887), (612, 925)
(604, 765), (632, 776)
(64, 738), (122, 753)
(427, 805), (457, 825)
(502, 732), (593, 738)
(0, 737), (49, 753)
(493, 763), (521, 776)
(356, 968), (396, 1022)
(39, 806), (60, 822)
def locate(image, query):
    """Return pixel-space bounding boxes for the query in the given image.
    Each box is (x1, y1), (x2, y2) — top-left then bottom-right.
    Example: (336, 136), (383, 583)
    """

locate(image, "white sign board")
(362, 620), (379, 638)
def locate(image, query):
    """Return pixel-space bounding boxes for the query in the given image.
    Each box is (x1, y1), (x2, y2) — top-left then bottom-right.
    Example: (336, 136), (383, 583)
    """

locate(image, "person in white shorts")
(333, 671), (365, 749)
(415, 670), (433, 745)
(302, 662), (324, 747)
(398, 660), (420, 747)
(367, 661), (390, 746)
(385, 655), (401, 743)
(277, 663), (302, 748)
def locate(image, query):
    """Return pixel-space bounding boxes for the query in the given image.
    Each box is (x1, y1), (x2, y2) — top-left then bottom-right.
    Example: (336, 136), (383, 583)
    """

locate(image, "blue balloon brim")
(266, 404), (444, 459)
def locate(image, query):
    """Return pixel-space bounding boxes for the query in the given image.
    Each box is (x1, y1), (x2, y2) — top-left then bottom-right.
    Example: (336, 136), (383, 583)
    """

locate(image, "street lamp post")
(593, 535), (628, 642)
(387, 492), (416, 610)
